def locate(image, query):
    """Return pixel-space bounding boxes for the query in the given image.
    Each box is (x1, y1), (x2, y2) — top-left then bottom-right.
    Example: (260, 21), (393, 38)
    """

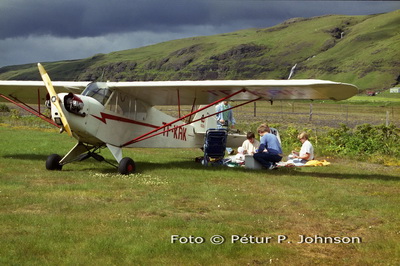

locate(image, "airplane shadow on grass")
(122, 160), (400, 182)
(292, 170), (400, 182)
(3, 153), (399, 182)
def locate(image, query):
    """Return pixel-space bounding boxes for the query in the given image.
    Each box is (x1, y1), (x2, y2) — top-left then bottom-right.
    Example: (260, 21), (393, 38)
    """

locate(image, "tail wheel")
(46, 154), (63, 171)
(118, 157), (135, 175)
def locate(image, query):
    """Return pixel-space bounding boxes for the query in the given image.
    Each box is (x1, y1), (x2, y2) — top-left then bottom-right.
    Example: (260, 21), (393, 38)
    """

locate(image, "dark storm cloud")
(5, 0), (397, 39)
(0, 0), (211, 38)
(1, 0), (283, 38)
(0, 1), (83, 38)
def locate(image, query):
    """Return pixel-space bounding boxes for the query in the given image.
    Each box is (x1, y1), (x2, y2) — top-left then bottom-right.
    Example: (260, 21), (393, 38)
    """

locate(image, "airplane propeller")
(37, 63), (73, 137)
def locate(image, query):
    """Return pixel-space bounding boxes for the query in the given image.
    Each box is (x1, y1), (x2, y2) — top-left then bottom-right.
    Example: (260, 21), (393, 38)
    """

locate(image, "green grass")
(0, 125), (399, 265)
(346, 90), (400, 105)
(347, 96), (400, 106)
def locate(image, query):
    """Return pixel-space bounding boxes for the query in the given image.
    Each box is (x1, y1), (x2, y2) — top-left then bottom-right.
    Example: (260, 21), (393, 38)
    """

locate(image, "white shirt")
(300, 140), (314, 160)
(241, 139), (260, 154)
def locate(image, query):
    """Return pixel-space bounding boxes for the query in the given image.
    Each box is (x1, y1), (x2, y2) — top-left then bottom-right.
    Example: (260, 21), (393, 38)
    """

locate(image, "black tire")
(46, 154), (63, 171)
(118, 157), (135, 175)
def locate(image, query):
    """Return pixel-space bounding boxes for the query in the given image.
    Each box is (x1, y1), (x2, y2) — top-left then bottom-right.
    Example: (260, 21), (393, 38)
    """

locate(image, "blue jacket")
(257, 133), (282, 155)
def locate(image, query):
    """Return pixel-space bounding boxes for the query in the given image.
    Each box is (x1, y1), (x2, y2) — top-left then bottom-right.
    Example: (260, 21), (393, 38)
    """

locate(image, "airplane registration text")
(162, 122), (187, 141)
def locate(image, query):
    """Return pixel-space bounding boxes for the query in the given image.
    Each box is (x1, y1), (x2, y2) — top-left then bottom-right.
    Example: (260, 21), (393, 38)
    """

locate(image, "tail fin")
(192, 105), (218, 134)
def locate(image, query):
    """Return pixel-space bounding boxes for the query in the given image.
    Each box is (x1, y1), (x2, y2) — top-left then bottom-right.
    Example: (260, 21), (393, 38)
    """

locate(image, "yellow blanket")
(304, 160), (331, 167)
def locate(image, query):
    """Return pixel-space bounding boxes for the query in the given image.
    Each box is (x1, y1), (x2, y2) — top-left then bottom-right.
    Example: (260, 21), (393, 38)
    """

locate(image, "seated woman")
(241, 132), (260, 155)
(234, 132), (260, 163)
(287, 132), (314, 166)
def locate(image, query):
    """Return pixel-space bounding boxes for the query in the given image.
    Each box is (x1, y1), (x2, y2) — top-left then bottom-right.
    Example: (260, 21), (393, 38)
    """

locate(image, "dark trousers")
(253, 153), (282, 168)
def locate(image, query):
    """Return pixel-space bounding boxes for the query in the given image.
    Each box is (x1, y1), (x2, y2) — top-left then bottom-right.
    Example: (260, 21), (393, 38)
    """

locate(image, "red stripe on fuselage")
(92, 112), (159, 129)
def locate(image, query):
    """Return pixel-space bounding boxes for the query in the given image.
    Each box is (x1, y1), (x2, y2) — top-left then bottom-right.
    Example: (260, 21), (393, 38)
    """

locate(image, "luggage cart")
(202, 128), (228, 166)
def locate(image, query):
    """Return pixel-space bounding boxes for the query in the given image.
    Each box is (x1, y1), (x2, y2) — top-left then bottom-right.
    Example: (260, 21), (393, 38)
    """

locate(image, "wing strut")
(177, 89), (181, 118)
(5, 93), (47, 118)
(123, 96), (261, 147)
(187, 97), (197, 123)
(0, 93), (59, 127)
(122, 89), (247, 147)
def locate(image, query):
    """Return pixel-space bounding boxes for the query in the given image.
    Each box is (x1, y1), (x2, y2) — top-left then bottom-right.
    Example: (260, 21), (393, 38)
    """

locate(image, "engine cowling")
(64, 93), (85, 117)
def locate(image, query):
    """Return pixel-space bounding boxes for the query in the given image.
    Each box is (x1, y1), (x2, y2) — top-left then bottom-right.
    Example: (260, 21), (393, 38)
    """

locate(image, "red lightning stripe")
(92, 112), (159, 129)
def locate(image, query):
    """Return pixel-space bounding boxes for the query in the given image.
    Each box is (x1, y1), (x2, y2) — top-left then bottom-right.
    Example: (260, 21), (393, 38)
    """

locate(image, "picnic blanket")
(304, 160), (331, 167)
(277, 159), (331, 167)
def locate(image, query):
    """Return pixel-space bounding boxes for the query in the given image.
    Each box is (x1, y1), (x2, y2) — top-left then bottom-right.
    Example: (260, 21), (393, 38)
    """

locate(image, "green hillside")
(0, 10), (399, 91)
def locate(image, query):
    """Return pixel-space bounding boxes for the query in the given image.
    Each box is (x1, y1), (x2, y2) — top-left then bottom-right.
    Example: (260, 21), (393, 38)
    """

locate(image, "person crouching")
(253, 124), (283, 170)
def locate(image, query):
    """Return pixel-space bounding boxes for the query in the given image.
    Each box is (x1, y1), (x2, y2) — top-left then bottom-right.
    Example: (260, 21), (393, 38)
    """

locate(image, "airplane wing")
(105, 79), (358, 106)
(0, 79), (358, 106)
(0, 80), (90, 104)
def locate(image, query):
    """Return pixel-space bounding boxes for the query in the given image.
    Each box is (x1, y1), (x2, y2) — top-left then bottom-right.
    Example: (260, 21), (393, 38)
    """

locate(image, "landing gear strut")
(45, 145), (136, 175)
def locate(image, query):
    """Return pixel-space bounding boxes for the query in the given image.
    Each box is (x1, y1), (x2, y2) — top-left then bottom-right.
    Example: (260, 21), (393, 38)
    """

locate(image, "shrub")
(309, 123), (400, 161)
(10, 109), (21, 119)
(0, 103), (10, 112)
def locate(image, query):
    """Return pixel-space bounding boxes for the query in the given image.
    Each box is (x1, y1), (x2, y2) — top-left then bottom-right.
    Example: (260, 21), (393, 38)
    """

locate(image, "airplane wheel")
(118, 157), (135, 175)
(46, 154), (63, 171)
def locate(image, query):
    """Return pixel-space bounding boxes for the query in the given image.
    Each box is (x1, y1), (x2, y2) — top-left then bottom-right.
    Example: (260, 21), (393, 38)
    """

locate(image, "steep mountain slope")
(0, 10), (398, 91)
(296, 10), (400, 90)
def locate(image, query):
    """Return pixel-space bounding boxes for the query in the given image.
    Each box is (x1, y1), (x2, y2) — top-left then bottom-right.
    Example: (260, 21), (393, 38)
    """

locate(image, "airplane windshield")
(82, 82), (112, 106)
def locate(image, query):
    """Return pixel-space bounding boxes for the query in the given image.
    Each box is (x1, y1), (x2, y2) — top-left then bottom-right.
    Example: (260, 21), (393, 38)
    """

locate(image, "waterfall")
(288, 63), (297, 79)
(341, 32), (344, 39)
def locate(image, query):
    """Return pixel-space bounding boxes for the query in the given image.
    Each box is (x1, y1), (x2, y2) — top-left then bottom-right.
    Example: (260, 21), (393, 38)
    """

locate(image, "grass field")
(0, 125), (399, 265)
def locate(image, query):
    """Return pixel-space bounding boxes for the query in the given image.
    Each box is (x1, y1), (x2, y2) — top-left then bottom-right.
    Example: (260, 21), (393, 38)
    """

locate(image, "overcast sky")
(0, 0), (398, 68)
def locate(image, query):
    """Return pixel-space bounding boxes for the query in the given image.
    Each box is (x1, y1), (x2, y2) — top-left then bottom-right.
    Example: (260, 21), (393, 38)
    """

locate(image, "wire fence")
(158, 101), (399, 130)
(233, 101), (399, 129)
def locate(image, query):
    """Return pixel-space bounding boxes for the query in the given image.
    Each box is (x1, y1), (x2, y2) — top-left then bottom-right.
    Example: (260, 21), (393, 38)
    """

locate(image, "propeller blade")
(37, 63), (73, 137)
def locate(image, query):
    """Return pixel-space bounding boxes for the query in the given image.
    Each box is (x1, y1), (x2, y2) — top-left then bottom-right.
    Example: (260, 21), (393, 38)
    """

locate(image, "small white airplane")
(0, 63), (358, 174)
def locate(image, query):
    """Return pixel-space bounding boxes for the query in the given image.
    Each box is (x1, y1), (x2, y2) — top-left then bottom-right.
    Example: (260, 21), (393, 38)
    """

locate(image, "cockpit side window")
(104, 91), (123, 115)
(104, 90), (147, 120)
(82, 83), (112, 106)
